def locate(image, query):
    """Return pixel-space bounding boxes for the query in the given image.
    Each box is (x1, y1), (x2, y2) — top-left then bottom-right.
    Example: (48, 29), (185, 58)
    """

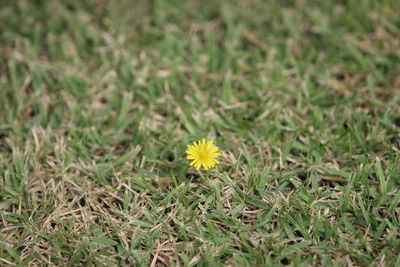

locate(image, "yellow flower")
(186, 138), (221, 170)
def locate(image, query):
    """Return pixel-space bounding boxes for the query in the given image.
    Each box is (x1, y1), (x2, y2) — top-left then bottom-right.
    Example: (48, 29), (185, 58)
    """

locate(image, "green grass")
(1, 0), (400, 266)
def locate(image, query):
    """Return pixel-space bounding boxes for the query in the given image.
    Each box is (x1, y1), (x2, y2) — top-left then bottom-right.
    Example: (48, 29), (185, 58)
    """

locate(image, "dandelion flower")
(186, 138), (221, 170)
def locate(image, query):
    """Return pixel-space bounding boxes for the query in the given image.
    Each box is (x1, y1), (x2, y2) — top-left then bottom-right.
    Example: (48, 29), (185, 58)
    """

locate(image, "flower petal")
(210, 152), (221, 158)
(210, 146), (219, 153)
(204, 162), (209, 170)
(206, 140), (213, 150)
(195, 161), (201, 170)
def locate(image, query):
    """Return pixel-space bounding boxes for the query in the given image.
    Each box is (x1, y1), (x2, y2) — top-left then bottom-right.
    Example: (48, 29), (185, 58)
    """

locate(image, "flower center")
(198, 149), (209, 161)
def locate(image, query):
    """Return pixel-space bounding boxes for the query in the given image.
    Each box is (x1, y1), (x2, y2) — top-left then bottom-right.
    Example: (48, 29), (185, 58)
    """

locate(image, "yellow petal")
(210, 147), (219, 153)
(210, 152), (221, 158)
(195, 161), (201, 170)
(206, 140), (213, 149)
(196, 141), (201, 148)
(202, 160), (208, 170)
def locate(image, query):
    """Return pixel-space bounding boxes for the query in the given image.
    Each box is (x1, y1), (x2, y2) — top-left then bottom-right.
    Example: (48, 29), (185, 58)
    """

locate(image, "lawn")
(1, 0), (400, 266)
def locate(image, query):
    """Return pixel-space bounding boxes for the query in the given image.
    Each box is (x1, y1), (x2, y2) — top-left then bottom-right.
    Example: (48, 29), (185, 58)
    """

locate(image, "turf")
(1, 0), (400, 266)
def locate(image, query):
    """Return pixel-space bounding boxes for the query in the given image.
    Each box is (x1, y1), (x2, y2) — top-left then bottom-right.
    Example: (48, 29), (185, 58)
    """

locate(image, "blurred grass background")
(1, 0), (400, 265)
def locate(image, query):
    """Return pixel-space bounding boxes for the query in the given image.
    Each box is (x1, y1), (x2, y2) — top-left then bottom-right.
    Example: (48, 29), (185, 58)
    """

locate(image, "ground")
(0, 0), (399, 266)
